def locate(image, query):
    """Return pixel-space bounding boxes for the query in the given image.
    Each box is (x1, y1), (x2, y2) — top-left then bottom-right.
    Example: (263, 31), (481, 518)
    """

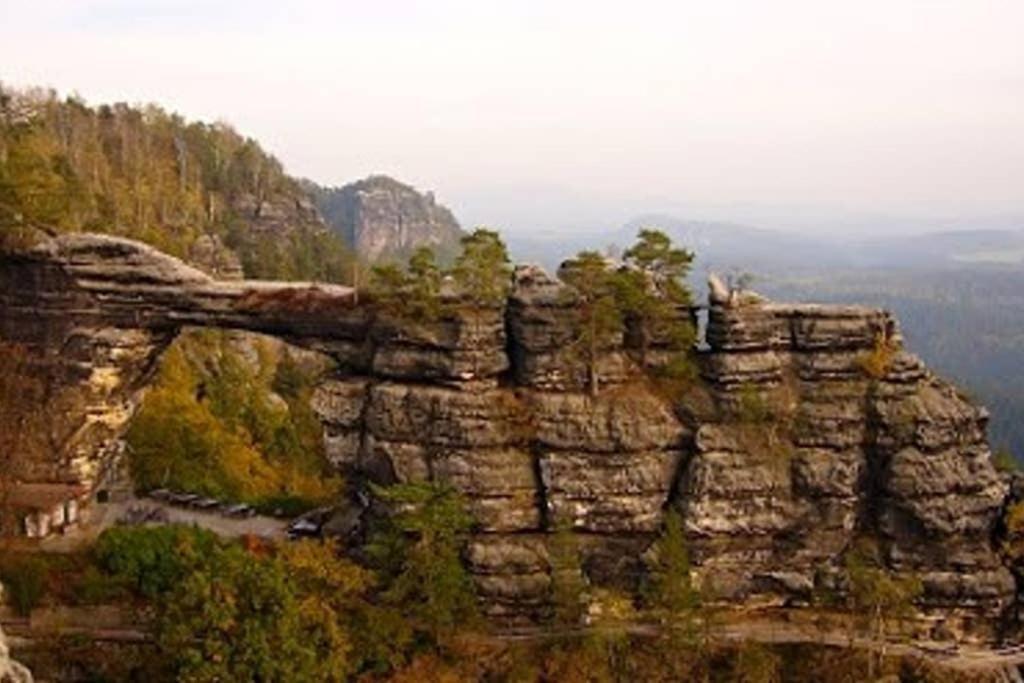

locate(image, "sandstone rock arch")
(0, 232), (1016, 636)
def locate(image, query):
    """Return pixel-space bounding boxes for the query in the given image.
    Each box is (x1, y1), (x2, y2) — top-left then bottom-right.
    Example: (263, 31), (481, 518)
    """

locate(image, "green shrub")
(93, 525), (218, 599)
(71, 564), (130, 605)
(366, 482), (479, 643)
(737, 384), (772, 424)
(993, 448), (1019, 474)
(0, 555), (48, 616)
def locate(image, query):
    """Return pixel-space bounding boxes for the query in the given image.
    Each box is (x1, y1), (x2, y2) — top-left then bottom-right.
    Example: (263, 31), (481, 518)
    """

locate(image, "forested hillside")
(0, 84), (354, 281)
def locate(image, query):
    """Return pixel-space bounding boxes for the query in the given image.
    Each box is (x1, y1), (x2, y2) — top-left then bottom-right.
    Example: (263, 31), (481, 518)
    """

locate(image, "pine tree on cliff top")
(450, 228), (511, 376)
(369, 245), (444, 323)
(617, 228), (695, 370)
(560, 250), (623, 396)
(450, 228), (511, 308)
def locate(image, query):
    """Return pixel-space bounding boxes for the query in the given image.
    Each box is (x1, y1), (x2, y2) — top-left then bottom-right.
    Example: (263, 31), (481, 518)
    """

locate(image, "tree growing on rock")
(644, 509), (699, 623)
(548, 521), (587, 627)
(366, 481), (479, 646)
(617, 228), (696, 372)
(843, 538), (922, 679)
(450, 228), (512, 308)
(369, 246), (444, 323)
(450, 228), (512, 375)
(559, 250), (623, 396)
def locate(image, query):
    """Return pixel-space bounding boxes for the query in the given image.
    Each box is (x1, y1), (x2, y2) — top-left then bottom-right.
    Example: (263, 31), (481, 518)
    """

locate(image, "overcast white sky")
(1, 0), (1021, 235)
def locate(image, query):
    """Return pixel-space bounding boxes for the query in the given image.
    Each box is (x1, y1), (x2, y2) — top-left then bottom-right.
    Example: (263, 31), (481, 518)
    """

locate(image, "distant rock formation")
(0, 232), (1018, 641)
(306, 175), (464, 262)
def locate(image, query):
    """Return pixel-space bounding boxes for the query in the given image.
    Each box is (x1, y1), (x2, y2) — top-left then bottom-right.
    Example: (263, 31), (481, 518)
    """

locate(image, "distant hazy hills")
(849, 229), (1024, 268)
(506, 213), (1024, 274)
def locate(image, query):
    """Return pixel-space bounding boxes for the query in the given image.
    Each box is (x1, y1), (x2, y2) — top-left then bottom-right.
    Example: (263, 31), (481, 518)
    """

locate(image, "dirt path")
(499, 615), (1024, 675)
(38, 497), (288, 552)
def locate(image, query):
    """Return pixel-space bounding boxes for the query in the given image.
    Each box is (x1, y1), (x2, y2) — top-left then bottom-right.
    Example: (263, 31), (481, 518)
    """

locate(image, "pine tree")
(366, 482), (479, 645)
(617, 228), (695, 370)
(646, 509), (699, 620)
(559, 251), (623, 396)
(843, 538), (923, 678)
(450, 228), (511, 308)
(548, 521), (587, 627)
(368, 246), (444, 323)
(450, 228), (511, 375)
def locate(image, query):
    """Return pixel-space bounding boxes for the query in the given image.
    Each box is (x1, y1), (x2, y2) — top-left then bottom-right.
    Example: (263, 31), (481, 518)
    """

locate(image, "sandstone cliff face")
(688, 303), (1013, 631)
(0, 587), (32, 683)
(0, 233), (1017, 637)
(309, 175), (464, 262)
(0, 233), (360, 489)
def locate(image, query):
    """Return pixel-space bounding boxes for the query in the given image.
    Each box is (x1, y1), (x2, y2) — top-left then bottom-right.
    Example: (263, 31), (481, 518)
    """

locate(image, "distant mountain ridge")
(506, 213), (1024, 272)
(304, 175), (464, 263)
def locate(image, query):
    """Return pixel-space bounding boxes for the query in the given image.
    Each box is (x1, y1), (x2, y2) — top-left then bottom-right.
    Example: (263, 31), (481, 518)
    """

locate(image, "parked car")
(221, 503), (256, 518)
(287, 518), (321, 540)
(169, 492), (200, 506)
(148, 488), (171, 502)
(192, 497), (221, 511)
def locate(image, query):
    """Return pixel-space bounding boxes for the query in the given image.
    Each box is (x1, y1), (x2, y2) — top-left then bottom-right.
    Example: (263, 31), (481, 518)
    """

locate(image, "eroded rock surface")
(0, 587), (32, 683)
(0, 233), (1018, 637)
(682, 298), (1014, 638)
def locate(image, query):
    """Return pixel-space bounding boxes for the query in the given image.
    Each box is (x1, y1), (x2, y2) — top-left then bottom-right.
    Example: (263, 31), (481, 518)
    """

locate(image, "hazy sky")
(1, 1), (1022, 234)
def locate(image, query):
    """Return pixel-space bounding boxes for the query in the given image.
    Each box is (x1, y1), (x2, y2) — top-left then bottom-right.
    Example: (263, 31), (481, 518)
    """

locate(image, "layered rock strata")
(0, 233), (1017, 637)
(688, 301), (1014, 634)
(0, 233), (361, 488)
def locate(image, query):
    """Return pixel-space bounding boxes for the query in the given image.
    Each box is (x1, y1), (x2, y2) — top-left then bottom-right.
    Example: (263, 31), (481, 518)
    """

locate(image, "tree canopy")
(366, 482), (479, 644)
(617, 228), (696, 369)
(559, 250), (624, 396)
(450, 228), (512, 308)
(0, 84), (354, 281)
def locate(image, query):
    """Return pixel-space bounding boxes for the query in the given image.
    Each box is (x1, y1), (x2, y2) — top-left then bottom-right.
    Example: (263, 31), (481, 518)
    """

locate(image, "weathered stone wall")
(688, 301), (1014, 635)
(0, 232), (1017, 637)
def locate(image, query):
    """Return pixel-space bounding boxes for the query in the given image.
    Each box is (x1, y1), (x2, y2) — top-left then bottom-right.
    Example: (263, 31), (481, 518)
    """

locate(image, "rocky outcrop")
(0, 233), (360, 489)
(685, 300), (1014, 636)
(0, 233), (1018, 639)
(0, 633), (31, 683)
(308, 175), (464, 262)
(0, 589), (32, 683)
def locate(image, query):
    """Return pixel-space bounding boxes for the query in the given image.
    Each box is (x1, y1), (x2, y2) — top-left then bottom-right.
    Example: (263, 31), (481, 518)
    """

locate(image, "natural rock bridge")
(0, 232), (1018, 639)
